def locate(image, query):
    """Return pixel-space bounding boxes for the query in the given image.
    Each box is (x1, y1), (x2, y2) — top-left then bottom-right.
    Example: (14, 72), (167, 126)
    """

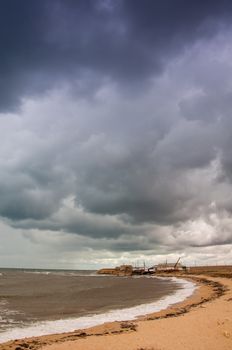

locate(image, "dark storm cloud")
(1, 1), (232, 266)
(1, 40), (232, 240)
(1, 0), (232, 110)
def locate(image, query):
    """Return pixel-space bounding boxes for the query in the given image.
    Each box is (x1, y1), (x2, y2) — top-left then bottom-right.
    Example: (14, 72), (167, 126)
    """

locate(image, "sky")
(1, 0), (232, 269)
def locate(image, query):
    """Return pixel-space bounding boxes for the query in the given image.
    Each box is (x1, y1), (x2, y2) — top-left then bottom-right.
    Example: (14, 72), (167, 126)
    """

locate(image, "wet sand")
(1, 272), (231, 350)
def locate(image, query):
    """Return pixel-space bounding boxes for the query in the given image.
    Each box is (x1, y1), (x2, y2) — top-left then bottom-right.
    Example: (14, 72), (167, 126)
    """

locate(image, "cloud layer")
(0, 1), (232, 267)
(1, 0), (232, 110)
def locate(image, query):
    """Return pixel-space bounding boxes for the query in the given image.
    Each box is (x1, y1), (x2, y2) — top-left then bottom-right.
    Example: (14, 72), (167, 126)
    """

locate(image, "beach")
(0, 270), (231, 350)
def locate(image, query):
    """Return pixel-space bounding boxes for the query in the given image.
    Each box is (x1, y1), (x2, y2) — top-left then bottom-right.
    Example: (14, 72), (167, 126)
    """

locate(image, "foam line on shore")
(0, 277), (196, 343)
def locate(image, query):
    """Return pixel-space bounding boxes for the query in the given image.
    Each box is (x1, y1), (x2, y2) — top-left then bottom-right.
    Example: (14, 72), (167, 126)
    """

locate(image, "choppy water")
(0, 268), (195, 343)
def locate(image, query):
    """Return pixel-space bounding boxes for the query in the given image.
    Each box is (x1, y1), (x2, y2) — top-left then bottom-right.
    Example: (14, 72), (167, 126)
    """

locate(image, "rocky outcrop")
(97, 265), (133, 276)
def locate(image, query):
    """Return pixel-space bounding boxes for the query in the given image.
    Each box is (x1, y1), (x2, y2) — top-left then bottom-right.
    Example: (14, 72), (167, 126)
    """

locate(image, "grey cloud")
(1, 39), (232, 232)
(1, 8), (232, 265)
(1, 0), (232, 111)
(9, 203), (152, 240)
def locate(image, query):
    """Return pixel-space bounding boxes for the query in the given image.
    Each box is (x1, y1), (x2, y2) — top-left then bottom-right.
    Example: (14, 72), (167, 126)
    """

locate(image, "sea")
(0, 268), (196, 343)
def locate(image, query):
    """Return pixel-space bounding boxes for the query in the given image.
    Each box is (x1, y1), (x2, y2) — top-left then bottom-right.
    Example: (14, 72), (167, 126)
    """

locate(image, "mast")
(174, 257), (181, 269)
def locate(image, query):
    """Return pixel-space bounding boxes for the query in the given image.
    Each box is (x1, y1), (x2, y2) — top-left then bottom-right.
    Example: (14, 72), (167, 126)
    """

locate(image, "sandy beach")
(0, 270), (231, 350)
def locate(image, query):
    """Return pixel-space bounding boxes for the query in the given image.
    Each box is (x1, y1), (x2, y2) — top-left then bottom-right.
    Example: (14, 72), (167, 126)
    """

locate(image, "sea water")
(0, 269), (195, 343)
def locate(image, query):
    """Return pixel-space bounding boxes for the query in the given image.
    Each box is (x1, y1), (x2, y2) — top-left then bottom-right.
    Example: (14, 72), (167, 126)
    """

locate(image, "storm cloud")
(0, 0), (232, 268)
(1, 0), (232, 110)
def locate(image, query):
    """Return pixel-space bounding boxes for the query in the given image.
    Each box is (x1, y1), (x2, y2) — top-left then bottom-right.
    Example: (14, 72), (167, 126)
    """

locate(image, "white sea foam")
(24, 271), (51, 275)
(23, 270), (98, 277)
(0, 277), (196, 343)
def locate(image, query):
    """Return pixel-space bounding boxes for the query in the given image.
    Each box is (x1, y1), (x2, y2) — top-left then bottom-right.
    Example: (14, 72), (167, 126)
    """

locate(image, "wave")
(23, 270), (97, 277)
(0, 277), (196, 343)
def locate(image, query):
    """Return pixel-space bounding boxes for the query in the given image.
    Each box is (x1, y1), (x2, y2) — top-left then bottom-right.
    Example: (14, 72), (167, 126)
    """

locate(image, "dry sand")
(1, 272), (232, 350)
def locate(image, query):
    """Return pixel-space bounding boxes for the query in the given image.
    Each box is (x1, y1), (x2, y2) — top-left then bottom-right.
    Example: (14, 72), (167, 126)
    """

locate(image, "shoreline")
(0, 276), (194, 343)
(0, 273), (230, 350)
